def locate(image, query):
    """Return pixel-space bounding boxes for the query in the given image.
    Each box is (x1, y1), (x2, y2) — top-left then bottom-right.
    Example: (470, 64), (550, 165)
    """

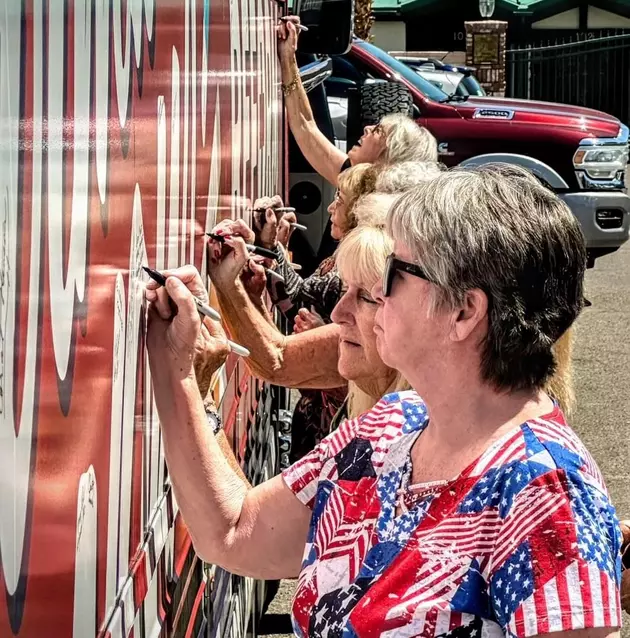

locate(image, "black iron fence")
(506, 30), (630, 125)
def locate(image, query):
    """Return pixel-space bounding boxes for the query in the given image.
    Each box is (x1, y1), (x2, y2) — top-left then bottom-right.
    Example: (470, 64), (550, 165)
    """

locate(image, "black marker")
(207, 233), (277, 260)
(143, 267), (250, 358)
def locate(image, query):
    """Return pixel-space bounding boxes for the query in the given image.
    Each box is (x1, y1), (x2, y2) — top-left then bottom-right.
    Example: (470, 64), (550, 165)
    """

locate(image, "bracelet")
(204, 399), (222, 435)
(281, 75), (300, 97)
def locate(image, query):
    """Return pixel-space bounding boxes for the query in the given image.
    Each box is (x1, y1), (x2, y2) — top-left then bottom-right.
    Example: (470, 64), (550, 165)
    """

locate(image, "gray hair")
(387, 163), (587, 392)
(352, 192), (401, 228)
(379, 115), (438, 165)
(375, 161), (443, 193)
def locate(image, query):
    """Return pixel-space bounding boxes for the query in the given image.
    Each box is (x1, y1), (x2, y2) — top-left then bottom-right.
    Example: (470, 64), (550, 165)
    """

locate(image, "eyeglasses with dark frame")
(382, 253), (432, 297)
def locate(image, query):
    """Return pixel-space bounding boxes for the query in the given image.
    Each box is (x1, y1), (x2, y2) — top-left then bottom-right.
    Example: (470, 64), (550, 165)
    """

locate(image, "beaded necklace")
(395, 458), (451, 515)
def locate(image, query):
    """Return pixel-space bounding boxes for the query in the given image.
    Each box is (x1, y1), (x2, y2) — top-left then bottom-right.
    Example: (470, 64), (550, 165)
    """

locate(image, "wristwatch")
(204, 399), (223, 435)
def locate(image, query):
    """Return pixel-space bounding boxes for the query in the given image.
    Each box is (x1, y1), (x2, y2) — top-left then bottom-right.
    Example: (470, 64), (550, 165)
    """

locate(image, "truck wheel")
(360, 82), (414, 127)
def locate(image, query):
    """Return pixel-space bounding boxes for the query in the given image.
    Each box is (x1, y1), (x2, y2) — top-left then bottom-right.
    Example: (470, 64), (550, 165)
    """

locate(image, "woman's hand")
(277, 211), (297, 248)
(253, 195), (284, 249)
(146, 266), (207, 382)
(207, 234), (251, 291)
(293, 307), (325, 334)
(146, 265), (230, 394)
(210, 218), (255, 256)
(194, 317), (231, 397)
(241, 258), (268, 303)
(277, 16), (300, 63)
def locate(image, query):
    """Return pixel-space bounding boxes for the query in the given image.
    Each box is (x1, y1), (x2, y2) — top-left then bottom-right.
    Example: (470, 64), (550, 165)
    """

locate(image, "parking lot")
(261, 236), (630, 637)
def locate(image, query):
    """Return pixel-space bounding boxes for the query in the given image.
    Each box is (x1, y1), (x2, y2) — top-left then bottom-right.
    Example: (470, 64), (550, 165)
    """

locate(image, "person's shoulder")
(352, 390), (428, 439)
(522, 405), (608, 493)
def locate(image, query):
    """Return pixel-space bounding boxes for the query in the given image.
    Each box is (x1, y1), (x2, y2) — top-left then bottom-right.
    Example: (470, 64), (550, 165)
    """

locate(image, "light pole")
(479, 0), (495, 19)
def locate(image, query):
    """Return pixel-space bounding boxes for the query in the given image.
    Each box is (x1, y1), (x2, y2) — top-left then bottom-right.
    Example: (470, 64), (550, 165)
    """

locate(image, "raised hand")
(293, 307), (325, 334)
(277, 16), (300, 63)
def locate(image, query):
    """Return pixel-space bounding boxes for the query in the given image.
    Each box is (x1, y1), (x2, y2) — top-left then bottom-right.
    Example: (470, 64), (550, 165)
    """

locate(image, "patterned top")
(270, 246), (342, 323)
(283, 391), (622, 638)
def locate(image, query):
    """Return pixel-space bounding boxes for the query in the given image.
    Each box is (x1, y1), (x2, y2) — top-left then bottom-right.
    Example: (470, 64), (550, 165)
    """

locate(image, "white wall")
(371, 21), (406, 52)
(532, 8), (579, 29)
(588, 6), (630, 28)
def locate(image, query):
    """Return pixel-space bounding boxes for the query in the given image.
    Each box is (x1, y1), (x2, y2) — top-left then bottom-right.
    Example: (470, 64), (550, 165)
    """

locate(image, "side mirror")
(295, 0), (353, 55)
(299, 57), (333, 93)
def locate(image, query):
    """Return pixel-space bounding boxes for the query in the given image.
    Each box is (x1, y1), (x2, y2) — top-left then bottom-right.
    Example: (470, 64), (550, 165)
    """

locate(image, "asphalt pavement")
(260, 240), (630, 637)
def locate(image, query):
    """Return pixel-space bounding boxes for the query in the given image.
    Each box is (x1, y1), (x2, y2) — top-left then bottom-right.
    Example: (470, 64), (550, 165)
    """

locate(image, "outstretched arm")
(278, 19), (347, 186)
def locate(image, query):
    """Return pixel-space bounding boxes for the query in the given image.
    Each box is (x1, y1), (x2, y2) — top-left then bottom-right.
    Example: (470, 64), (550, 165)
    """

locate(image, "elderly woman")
(146, 165), (622, 637)
(213, 180), (389, 461)
(276, 21), (437, 188)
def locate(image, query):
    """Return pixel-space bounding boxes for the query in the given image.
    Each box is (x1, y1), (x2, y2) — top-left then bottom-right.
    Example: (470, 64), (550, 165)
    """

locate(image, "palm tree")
(354, 0), (374, 40)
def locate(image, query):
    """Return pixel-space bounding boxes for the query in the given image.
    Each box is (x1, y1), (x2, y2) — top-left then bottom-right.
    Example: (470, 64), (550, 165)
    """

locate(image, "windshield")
(462, 75), (486, 96)
(355, 40), (449, 103)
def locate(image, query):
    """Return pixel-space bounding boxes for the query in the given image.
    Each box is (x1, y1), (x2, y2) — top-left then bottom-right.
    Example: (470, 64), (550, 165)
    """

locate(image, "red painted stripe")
(174, 532), (193, 578)
(448, 611), (462, 630)
(132, 551), (149, 610)
(184, 580), (207, 638)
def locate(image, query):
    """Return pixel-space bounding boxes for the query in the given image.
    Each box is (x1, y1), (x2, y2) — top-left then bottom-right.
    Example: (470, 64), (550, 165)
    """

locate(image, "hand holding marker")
(279, 16), (309, 32)
(207, 232), (277, 260)
(143, 267), (250, 358)
(252, 206), (307, 232)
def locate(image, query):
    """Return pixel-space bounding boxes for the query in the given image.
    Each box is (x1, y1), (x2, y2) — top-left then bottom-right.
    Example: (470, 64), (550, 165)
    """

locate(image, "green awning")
(372, 0), (550, 16)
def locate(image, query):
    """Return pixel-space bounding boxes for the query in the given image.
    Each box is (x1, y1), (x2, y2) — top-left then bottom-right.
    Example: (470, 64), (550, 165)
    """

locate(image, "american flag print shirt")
(282, 391), (623, 638)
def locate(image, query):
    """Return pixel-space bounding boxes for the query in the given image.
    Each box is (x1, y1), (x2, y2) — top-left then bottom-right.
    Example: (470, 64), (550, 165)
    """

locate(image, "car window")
(462, 75), (486, 96)
(455, 80), (471, 97)
(354, 40), (449, 102)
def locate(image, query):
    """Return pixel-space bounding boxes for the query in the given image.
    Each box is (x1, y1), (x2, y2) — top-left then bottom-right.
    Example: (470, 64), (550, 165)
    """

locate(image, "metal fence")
(506, 30), (630, 125)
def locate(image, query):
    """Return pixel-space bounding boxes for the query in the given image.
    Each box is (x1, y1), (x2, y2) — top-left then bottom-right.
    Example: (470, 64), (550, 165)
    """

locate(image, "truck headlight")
(573, 146), (629, 179)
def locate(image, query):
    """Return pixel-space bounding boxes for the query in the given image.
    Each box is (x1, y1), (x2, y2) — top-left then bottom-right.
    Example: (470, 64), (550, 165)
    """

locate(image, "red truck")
(293, 39), (629, 269)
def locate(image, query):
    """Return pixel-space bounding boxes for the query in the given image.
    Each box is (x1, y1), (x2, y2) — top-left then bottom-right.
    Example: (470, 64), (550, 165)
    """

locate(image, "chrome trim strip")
(575, 170), (626, 191)
(578, 123), (629, 147)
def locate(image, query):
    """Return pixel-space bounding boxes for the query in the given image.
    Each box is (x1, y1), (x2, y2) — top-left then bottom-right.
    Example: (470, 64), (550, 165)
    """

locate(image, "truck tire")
(360, 82), (414, 127)
(346, 81), (414, 150)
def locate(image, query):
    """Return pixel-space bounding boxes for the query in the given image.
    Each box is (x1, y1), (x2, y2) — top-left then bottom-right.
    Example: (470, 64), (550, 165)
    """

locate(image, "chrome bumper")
(559, 190), (630, 250)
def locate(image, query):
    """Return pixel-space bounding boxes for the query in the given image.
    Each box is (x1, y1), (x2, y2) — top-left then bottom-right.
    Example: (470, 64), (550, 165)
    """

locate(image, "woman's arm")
(217, 279), (344, 389)
(278, 20), (347, 186)
(156, 375), (309, 579)
(208, 235), (345, 389)
(146, 271), (310, 580)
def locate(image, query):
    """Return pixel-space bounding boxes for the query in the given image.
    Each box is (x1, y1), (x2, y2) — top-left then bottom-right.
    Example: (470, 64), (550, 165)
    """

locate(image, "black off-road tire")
(360, 81), (414, 127)
(346, 81), (414, 149)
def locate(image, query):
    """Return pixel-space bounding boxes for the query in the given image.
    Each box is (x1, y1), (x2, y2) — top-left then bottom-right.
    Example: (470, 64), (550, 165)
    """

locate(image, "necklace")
(395, 458), (451, 515)
(396, 479), (450, 514)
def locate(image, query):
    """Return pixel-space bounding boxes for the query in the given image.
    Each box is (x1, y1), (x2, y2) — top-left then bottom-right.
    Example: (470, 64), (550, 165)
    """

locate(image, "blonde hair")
(375, 161), (443, 193)
(351, 192), (401, 229)
(546, 328), (576, 415)
(335, 224), (410, 418)
(380, 114), (438, 165)
(337, 163), (378, 231)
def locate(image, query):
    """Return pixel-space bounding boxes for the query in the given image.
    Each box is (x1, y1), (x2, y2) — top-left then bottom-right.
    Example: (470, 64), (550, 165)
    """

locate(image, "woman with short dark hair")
(146, 165), (622, 637)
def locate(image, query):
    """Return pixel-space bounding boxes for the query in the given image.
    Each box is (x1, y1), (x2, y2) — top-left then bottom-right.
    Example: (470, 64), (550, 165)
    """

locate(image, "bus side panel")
(0, 0), (281, 636)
